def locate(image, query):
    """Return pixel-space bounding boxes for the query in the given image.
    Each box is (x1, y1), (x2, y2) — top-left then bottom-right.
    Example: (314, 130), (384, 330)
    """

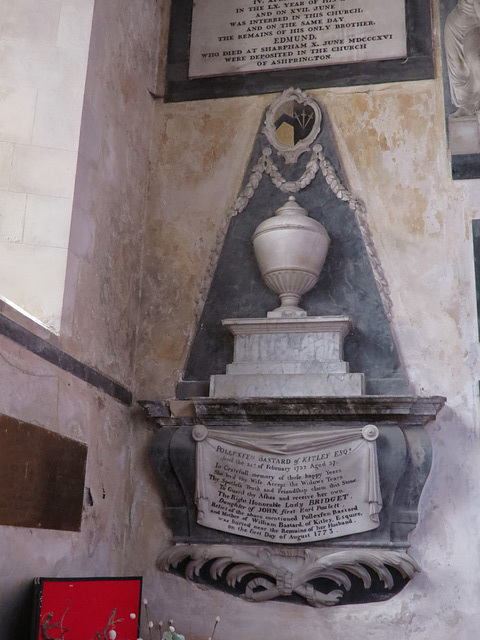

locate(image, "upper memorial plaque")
(189, 0), (407, 78)
(164, 0), (433, 102)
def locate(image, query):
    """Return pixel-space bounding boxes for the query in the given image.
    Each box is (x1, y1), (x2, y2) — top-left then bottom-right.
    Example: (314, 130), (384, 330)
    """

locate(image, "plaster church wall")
(2, 0), (480, 639)
(0, 0), (167, 635)
(135, 3), (480, 639)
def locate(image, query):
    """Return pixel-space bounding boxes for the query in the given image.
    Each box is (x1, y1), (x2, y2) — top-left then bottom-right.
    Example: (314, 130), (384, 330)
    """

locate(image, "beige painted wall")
(59, 0), (163, 388)
(134, 8), (480, 640)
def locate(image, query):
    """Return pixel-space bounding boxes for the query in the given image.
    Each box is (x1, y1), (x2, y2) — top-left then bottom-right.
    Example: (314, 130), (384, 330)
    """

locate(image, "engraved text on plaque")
(194, 425), (382, 543)
(189, 0), (407, 78)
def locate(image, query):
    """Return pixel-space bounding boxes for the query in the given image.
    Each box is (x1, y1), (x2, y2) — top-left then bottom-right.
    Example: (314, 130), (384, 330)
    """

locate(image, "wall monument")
(144, 89), (445, 607)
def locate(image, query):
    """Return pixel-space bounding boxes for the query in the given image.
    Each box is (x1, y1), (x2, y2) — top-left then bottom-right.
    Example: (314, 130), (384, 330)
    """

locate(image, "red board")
(32, 577), (142, 640)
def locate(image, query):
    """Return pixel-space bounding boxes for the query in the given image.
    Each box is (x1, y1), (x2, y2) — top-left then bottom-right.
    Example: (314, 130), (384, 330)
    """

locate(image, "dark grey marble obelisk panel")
(473, 219), (480, 338)
(179, 107), (408, 397)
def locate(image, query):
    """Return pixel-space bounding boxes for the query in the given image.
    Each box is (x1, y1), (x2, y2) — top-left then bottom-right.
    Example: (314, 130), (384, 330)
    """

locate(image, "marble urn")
(252, 196), (330, 317)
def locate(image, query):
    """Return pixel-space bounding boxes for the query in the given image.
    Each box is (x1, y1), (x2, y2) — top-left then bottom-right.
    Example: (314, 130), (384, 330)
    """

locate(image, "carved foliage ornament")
(159, 545), (419, 607)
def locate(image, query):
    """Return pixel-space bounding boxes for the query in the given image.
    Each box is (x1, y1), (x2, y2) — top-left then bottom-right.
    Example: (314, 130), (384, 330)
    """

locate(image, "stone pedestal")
(449, 113), (480, 155)
(209, 316), (365, 398)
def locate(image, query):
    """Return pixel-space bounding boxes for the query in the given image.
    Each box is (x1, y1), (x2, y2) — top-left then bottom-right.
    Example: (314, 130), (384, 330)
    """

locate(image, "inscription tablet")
(189, 0), (406, 78)
(194, 425), (382, 543)
(164, 0), (433, 101)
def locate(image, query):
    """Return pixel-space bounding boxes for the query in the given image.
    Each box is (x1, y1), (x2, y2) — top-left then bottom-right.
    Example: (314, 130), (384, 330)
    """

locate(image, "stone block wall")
(0, 0), (93, 331)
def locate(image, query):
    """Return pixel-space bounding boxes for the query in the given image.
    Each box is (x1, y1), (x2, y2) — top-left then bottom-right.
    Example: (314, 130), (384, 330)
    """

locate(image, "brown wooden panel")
(0, 415), (87, 531)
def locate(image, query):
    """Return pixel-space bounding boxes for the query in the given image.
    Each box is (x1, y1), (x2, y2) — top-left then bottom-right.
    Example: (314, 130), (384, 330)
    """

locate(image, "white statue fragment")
(444, 0), (480, 117)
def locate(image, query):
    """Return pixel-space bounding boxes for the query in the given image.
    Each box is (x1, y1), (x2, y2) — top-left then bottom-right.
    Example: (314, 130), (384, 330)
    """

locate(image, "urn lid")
(275, 195), (308, 217)
(252, 196), (330, 243)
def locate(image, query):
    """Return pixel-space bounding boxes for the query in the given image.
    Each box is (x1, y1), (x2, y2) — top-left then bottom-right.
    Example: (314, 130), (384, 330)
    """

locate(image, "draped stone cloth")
(194, 426), (382, 542)
(444, 0), (480, 114)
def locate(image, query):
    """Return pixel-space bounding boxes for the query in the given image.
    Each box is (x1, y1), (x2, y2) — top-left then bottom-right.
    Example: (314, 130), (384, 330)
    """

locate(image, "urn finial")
(252, 197), (330, 318)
